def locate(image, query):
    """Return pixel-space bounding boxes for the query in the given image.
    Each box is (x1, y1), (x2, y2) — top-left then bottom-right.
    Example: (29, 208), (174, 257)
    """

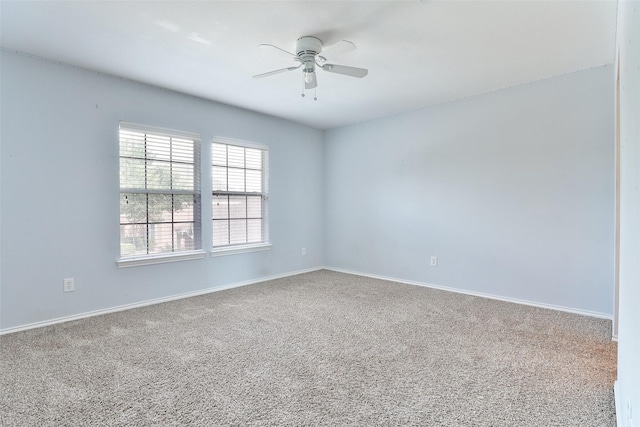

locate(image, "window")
(212, 139), (269, 251)
(119, 122), (202, 263)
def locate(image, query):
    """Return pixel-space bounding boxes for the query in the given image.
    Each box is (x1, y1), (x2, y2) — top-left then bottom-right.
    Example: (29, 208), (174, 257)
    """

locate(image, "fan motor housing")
(296, 36), (322, 58)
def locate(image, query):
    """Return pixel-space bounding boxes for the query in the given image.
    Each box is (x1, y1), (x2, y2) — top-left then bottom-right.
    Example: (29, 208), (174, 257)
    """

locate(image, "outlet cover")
(63, 278), (75, 292)
(430, 256), (438, 267)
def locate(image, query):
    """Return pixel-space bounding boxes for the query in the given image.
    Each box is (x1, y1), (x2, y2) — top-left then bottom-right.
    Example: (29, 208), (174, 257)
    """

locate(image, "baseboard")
(1, 266), (613, 336)
(324, 267), (614, 321)
(0, 266), (323, 336)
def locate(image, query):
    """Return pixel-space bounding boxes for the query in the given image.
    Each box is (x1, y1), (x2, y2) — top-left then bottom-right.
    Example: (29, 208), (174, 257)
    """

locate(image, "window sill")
(117, 250), (206, 268)
(210, 243), (272, 257)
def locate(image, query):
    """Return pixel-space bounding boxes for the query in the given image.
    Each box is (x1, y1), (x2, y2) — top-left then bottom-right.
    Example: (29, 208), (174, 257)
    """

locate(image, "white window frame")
(118, 122), (205, 268)
(211, 137), (271, 256)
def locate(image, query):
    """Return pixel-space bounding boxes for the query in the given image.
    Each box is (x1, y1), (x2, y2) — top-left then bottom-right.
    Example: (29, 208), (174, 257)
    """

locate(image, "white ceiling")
(0, 1), (618, 130)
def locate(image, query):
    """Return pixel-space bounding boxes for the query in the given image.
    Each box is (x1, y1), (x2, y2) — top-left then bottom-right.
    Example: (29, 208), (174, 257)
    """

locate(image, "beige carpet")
(0, 270), (617, 426)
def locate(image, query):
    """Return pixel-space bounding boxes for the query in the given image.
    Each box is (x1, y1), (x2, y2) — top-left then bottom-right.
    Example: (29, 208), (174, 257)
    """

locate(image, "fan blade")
(321, 40), (356, 60)
(304, 71), (317, 89)
(321, 64), (368, 78)
(253, 65), (300, 79)
(259, 43), (296, 59)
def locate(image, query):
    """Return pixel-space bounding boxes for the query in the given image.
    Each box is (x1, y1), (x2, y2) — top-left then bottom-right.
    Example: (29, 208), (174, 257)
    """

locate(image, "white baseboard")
(1, 266), (614, 336)
(0, 266), (323, 336)
(324, 267), (614, 321)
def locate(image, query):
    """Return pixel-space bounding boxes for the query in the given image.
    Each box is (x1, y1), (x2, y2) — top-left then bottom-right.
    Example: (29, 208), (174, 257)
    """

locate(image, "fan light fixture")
(305, 72), (315, 83)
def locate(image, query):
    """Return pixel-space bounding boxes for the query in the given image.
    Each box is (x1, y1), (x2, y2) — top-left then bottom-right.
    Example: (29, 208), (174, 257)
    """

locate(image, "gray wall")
(0, 51), (324, 330)
(324, 65), (614, 316)
(616, 1), (640, 425)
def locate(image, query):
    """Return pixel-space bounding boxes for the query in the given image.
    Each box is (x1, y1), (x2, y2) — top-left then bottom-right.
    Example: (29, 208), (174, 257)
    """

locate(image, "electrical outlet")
(301, 247), (307, 256)
(430, 256), (438, 267)
(63, 278), (75, 292)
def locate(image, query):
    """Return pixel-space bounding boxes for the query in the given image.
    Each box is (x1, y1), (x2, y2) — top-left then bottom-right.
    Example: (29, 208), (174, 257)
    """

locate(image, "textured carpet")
(0, 270), (617, 426)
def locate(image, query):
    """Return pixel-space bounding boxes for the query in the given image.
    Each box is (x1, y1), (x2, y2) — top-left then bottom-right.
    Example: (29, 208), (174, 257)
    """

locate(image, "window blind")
(119, 122), (201, 258)
(212, 140), (269, 248)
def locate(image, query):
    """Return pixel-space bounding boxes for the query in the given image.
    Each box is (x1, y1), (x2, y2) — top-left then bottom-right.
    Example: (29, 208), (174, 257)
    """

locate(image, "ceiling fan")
(253, 36), (368, 97)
